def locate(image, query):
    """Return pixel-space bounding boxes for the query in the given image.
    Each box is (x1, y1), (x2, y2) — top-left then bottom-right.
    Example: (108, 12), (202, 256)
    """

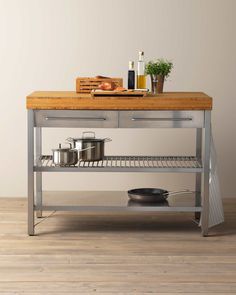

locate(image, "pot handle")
(103, 137), (112, 143)
(82, 131), (95, 139)
(70, 146), (95, 152)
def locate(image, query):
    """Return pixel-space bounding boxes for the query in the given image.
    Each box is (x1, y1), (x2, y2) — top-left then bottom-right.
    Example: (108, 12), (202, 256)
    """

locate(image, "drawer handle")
(131, 117), (193, 122)
(45, 116), (106, 121)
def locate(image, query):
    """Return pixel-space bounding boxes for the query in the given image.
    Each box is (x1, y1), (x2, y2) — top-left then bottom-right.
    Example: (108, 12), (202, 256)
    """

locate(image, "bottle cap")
(138, 51), (144, 61)
(129, 61), (134, 70)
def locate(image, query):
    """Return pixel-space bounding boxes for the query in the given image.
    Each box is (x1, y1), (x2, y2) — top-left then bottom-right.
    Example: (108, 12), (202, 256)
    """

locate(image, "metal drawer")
(35, 110), (118, 128)
(119, 111), (204, 128)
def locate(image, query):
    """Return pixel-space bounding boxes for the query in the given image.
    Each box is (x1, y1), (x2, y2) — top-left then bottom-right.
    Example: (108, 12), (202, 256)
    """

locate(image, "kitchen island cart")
(26, 91), (212, 236)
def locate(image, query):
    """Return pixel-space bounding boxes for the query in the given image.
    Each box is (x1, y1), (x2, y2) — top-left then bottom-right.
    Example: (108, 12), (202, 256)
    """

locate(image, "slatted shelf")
(34, 155), (202, 173)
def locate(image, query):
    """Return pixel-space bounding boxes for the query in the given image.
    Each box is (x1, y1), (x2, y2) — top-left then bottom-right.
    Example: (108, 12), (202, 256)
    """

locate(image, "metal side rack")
(27, 108), (211, 237)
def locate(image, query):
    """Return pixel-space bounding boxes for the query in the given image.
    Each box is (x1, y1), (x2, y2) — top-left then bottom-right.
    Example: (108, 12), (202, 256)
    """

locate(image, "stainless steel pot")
(52, 144), (78, 166)
(67, 132), (112, 161)
(52, 143), (94, 166)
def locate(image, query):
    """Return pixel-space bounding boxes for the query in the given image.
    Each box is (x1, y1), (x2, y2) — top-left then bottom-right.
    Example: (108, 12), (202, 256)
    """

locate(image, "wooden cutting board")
(91, 89), (148, 97)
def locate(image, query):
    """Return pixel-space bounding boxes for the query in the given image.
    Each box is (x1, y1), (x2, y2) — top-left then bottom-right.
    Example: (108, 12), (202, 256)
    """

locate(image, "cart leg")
(195, 128), (202, 220)
(201, 111), (211, 236)
(36, 127), (43, 218)
(28, 110), (35, 236)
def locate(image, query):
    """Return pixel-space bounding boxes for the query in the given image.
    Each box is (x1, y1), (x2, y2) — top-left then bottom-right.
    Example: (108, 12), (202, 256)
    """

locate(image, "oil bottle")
(137, 51), (146, 89)
(128, 61), (135, 89)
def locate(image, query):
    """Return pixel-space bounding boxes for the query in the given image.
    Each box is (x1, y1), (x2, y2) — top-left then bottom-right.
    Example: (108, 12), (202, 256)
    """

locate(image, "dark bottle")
(128, 61), (135, 89)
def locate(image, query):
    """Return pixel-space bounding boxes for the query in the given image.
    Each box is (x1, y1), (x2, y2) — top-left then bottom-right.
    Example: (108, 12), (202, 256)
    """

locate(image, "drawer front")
(35, 110), (118, 128)
(119, 111), (204, 128)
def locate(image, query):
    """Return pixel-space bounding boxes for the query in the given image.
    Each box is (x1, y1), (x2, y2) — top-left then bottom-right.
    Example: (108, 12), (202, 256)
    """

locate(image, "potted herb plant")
(145, 59), (173, 94)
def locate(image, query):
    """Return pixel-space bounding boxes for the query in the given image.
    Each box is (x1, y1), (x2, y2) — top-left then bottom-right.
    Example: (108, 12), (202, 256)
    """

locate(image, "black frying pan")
(128, 199), (169, 207)
(128, 188), (192, 203)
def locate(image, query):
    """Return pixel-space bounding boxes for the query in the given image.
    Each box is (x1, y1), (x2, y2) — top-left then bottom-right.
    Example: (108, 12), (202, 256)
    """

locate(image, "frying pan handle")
(167, 189), (195, 196)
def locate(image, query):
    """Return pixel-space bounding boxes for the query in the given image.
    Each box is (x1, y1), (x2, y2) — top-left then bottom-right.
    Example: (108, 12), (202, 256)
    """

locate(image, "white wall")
(0, 0), (235, 197)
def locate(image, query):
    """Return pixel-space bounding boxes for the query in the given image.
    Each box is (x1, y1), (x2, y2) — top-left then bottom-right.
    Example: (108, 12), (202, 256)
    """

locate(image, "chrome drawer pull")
(45, 116), (106, 121)
(131, 117), (193, 122)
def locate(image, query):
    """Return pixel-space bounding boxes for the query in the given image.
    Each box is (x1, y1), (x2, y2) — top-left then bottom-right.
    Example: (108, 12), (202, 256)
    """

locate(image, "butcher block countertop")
(26, 91), (212, 110)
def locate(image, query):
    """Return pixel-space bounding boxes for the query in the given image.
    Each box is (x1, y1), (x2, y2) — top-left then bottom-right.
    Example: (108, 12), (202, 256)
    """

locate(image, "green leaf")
(145, 58), (173, 77)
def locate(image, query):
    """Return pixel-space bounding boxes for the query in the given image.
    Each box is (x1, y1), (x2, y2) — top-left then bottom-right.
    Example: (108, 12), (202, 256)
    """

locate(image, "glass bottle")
(128, 61), (135, 89)
(137, 51), (146, 89)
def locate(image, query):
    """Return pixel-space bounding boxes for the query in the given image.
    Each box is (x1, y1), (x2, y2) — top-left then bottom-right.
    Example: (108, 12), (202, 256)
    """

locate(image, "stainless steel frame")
(27, 109), (211, 236)
(195, 128), (202, 220)
(36, 127), (42, 218)
(28, 110), (34, 236)
(201, 111), (211, 236)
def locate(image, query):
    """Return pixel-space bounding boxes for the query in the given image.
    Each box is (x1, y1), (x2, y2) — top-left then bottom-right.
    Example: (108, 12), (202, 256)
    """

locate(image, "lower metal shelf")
(34, 155), (202, 173)
(37, 205), (201, 212)
(36, 191), (202, 213)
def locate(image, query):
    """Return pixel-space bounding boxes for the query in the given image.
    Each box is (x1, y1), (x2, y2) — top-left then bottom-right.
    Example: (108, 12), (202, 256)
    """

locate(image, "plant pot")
(150, 74), (158, 95)
(157, 75), (165, 93)
(150, 75), (165, 94)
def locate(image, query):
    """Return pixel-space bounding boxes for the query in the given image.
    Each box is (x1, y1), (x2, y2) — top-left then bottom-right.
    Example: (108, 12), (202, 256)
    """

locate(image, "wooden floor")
(0, 197), (236, 294)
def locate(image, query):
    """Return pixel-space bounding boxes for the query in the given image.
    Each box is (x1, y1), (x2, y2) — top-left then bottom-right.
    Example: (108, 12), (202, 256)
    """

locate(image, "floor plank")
(0, 197), (235, 294)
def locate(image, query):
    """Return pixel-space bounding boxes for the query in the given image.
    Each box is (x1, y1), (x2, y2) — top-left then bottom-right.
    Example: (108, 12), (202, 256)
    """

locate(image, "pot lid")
(68, 132), (105, 142)
(71, 137), (103, 142)
(67, 133), (111, 143)
(52, 144), (72, 151)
